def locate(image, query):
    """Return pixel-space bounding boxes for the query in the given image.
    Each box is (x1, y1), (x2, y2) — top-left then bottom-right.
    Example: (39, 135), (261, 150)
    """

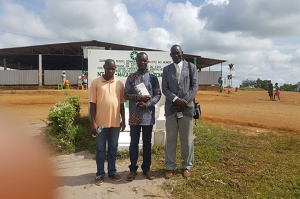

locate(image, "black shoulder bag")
(188, 62), (201, 120)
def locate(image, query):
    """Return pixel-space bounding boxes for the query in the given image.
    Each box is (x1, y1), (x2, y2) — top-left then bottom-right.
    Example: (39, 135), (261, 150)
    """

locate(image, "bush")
(46, 94), (81, 154)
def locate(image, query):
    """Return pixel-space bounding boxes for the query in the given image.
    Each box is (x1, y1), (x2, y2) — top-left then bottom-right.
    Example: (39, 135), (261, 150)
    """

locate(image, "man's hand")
(120, 121), (126, 132)
(91, 122), (98, 137)
(137, 102), (148, 110)
(175, 98), (188, 107)
(140, 95), (151, 103)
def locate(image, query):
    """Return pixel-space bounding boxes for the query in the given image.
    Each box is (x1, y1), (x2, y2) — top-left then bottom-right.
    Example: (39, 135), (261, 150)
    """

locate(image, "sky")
(1, 0), (300, 87)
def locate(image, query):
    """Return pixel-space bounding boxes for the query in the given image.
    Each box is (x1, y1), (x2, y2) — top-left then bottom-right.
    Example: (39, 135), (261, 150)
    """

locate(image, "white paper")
(135, 82), (150, 96)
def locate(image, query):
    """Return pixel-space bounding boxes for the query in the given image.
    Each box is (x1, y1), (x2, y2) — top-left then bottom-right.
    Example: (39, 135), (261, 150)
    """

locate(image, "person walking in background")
(274, 83), (281, 101)
(218, 77), (223, 93)
(89, 59), (126, 186)
(124, 52), (161, 181)
(162, 44), (198, 179)
(268, 82), (273, 100)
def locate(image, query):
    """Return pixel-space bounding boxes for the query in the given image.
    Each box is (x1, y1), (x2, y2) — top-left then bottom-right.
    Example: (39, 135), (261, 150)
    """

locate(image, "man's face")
(136, 54), (148, 71)
(103, 61), (116, 79)
(170, 46), (183, 64)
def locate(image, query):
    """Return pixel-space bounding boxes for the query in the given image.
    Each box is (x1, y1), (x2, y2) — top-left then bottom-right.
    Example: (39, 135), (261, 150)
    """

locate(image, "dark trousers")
(129, 125), (153, 173)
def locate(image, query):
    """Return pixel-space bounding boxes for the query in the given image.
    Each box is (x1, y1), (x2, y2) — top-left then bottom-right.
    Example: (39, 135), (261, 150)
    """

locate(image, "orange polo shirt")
(89, 76), (125, 128)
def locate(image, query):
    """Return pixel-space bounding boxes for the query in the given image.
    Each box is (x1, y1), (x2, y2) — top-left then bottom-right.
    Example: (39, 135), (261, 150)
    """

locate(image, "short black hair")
(136, 52), (148, 60)
(171, 44), (182, 51)
(105, 59), (115, 65)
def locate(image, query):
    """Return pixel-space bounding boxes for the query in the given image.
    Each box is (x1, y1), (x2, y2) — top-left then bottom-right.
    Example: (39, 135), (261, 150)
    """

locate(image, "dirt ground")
(0, 88), (299, 199)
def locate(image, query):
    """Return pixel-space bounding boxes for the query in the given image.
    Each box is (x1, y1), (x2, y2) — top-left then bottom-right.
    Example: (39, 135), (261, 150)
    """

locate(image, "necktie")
(175, 64), (179, 78)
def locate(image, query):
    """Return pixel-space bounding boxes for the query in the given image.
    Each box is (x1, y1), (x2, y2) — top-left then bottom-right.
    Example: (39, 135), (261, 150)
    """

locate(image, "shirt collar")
(137, 69), (148, 75)
(101, 75), (115, 82)
(174, 60), (183, 67)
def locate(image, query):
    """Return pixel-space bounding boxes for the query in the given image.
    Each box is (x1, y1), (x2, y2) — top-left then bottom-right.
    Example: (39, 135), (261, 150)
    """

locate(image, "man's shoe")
(108, 173), (122, 181)
(143, 171), (155, 180)
(95, 176), (104, 186)
(183, 169), (191, 178)
(165, 170), (173, 179)
(127, 171), (137, 181)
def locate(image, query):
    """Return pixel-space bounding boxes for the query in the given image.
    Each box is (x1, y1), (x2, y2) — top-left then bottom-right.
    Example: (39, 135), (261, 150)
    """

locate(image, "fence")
(0, 70), (38, 85)
(198, 71), (221, 85)
(44, 70), (83, 86)
(0, 70), (83, 86)
(1, 70), (222, 86)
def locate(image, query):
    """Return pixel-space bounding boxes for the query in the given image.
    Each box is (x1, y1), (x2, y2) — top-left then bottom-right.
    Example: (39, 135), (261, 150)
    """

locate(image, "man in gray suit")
(162, 44), (198, 179)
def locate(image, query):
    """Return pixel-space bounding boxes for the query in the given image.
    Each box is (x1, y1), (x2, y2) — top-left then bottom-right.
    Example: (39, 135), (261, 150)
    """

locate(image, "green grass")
(48, 114), (300, 198)
(151, 121), (300, 199)
(239, 87), (265, 91)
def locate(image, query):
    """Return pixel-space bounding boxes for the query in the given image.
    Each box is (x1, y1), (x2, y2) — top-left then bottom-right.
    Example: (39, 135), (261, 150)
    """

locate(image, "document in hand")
(135, 82), (150, 96)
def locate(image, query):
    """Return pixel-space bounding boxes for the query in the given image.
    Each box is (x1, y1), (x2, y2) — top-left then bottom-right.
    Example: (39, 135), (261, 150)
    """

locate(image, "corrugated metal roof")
(0, 40), (226, 70)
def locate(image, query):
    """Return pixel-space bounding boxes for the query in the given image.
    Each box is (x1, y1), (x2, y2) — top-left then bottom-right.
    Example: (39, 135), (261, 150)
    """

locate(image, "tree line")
(240, 78), (300, 91)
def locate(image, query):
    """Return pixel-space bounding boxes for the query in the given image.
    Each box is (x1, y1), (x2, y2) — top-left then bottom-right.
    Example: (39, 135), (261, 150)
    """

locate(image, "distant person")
(124, 52), (161, 181)
(218, 77), (223, 93)
(77, 76), (83, 90)
(268, 83), (273, 100)
(162, 44), (198, 179)
(274, 83), (281, 101)
(83, 73), (88, 90)
(89, 59), (126, 185)
(62, 71), (67, 88)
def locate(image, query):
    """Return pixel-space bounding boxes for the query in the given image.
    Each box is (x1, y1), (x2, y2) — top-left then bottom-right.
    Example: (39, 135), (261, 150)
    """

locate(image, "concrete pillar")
(3, 58), (7, 70)
(39, 54), (42, 86)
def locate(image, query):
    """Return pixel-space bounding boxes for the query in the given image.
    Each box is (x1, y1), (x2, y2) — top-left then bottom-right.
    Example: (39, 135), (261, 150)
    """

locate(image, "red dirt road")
(0, 89), (299, 134)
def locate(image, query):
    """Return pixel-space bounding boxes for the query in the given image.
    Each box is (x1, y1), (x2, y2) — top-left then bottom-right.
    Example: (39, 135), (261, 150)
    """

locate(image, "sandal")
(143, 171), (155, 180)
(127, 171), (137, 181)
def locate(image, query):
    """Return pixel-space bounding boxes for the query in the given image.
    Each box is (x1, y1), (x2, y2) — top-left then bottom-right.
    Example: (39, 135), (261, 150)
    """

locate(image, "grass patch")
(45, 95), (300, 198)
(151, 121), (300, 199)
(239, 87), (265, 91)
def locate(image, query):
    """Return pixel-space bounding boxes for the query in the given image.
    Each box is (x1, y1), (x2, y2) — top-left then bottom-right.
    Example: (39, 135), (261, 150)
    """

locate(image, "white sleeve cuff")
(173, 96), (178, 102)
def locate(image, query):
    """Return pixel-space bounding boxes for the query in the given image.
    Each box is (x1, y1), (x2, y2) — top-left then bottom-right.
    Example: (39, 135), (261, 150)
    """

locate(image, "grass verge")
(151, 120), (300, 199)
(46, 108), (300, 198)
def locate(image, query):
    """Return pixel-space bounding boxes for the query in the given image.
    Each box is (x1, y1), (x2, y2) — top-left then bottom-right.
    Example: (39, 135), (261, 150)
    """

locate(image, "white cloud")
(267, 50), (293, 69)
(0, 0), (300, 87)
(164, 1), (204, 52)
(138, 27), (173, 50)
(199, 0), (300, 37)
(122, 0), (167, 11)
(205, 0), (229, 5)
(0, 1), (56, 47)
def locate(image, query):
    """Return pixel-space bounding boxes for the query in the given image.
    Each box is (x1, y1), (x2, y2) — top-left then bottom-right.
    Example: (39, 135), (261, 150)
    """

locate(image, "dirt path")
(196, 89), (300, 133)
(0, 89), (299, 199)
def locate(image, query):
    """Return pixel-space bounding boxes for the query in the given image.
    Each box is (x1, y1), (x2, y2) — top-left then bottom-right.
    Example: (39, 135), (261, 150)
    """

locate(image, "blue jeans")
(129, 125), (153, 173)
(96, 127), (120, 177)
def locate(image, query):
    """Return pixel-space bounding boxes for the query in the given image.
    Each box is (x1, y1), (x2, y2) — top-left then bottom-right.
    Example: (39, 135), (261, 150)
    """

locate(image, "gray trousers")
(165, 114), (194, 170)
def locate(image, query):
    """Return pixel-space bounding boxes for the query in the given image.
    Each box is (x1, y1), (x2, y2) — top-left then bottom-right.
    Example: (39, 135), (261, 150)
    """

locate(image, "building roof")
(0, 40), (226, 70)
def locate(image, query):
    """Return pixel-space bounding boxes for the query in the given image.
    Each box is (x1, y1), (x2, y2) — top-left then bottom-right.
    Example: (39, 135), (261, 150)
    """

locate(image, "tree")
(240, 79), (256, 88)
(240, 79), (299, 91)
(280, 83), (296, 91)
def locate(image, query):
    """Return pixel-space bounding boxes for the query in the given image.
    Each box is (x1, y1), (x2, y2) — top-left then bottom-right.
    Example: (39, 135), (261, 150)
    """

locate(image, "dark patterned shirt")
(124, 69), (161, 126)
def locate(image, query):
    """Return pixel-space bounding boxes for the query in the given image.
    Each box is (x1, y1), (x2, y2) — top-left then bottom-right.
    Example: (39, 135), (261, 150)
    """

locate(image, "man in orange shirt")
(89, 59), (126, 185)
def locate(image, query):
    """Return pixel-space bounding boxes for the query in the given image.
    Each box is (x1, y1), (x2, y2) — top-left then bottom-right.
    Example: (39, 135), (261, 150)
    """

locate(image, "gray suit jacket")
(162, 60), (198, 117)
